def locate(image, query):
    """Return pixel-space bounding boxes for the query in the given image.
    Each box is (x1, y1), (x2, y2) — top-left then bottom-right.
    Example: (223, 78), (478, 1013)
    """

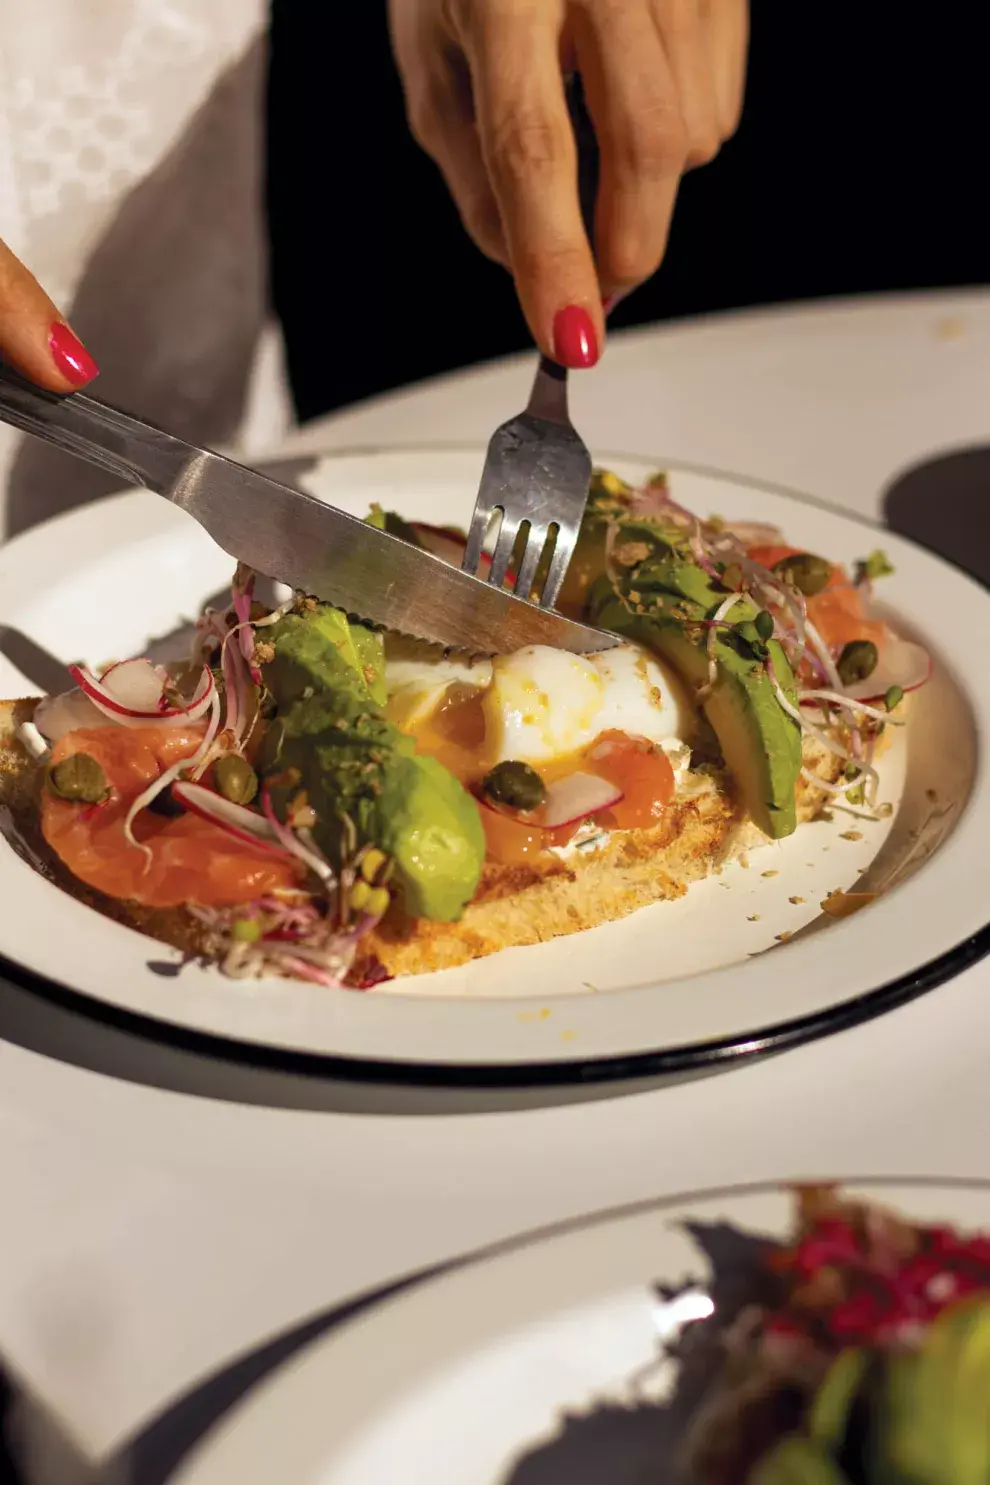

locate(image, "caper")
(214, 754), (259, 805)
(360, 847), (388, 884)
(754, 609), (775, 642)
(349, 879), (372, 913)
(481, 760), (546, 812)
(884, 684), (904, 711)
(773, 552), (833, 597)
(47, 753), (109, 804)
(366, 886), (391, 919)
(836, 640), (879, 686)
(231, 917), (262, 943)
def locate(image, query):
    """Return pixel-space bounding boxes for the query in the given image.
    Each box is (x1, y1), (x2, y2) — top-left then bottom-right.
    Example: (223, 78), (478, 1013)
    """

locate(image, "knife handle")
(0, 361), (190, 494)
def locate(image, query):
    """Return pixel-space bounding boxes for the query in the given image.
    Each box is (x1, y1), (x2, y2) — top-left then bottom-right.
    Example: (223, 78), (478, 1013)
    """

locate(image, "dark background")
(267, 3), (989, 424)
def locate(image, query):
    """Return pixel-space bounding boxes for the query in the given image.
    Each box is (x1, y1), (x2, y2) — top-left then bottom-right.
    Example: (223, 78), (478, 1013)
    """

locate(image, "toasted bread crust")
(0, 698), (871, 980)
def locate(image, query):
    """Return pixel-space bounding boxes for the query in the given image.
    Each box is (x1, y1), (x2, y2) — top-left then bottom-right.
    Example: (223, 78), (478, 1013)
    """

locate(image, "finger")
(397, 37), (509, 266)
(652, 0), (723, 168)
(459, 0), (603, 366)
(704, 0), (749, 139)
(573, 8), (688, 295)
(0, 240), (98, 391)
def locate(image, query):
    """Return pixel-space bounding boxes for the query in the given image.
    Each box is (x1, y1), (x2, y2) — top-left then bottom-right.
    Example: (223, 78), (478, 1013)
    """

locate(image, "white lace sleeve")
(0, 0), (291, 537)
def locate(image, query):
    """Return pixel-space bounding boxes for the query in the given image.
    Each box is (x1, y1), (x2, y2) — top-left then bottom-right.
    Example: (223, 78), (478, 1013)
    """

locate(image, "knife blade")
(0, 366), (618, 655)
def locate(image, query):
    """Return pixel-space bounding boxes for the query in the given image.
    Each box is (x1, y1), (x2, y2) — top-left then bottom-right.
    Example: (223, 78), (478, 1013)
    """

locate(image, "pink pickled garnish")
(762, 1204), (990, 1355)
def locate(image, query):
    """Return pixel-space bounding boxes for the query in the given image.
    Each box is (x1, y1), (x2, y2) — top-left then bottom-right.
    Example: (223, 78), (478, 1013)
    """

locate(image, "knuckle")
(405, 82), (446, 150)
(512, 239), (587, 291)
(605, 238), (663, 290)
(610, 106), (688, 180)
(487, 106), (567, 182)
(686, 126), (722, 167)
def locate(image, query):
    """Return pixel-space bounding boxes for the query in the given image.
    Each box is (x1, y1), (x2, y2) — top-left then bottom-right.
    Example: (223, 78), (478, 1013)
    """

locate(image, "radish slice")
(100, 658), (167, 712)
(33, 688), (106, 742)
(541, 773), (623, 829)
(70, 662), (214, 726)
(844, 635), (932, 702)
(171, 781), (294, 859)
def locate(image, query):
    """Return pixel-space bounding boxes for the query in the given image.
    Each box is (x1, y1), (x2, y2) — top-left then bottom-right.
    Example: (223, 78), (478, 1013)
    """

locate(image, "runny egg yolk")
(389, 643), (689, 868)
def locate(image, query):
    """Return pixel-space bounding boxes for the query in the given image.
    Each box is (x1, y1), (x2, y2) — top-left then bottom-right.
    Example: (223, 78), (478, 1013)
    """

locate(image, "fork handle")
(528, 356), (569, 424)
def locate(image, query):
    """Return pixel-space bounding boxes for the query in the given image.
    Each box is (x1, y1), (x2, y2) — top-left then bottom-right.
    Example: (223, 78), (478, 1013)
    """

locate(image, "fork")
(461, 355), (592, 609)
(461, 80), (599, 612)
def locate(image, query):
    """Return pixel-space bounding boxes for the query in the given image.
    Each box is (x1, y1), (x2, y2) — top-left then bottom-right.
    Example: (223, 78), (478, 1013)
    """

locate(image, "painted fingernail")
(48, 322), (99, 386)
(552, 306), (599, 369)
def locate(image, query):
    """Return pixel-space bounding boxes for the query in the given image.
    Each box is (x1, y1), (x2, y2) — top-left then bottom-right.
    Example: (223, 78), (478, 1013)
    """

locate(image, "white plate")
(0, 448), (986, 1081)
(171, 1178), (990, 1485)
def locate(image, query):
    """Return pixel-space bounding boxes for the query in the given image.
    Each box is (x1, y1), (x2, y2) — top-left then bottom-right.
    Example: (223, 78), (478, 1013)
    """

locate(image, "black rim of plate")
(1, 447), (988, 1088)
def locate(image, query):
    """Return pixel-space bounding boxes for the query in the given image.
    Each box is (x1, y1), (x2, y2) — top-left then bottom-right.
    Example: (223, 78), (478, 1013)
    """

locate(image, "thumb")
(0, 239), (98, 391)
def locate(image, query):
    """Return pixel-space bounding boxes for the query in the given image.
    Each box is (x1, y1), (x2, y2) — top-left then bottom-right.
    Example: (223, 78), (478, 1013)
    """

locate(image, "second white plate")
(171, 1179), (990, 1485)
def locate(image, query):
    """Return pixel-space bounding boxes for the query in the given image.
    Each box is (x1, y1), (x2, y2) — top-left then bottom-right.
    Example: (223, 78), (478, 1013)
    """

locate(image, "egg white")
(384, 637), (492, 729)
(386, 638), (695, 767)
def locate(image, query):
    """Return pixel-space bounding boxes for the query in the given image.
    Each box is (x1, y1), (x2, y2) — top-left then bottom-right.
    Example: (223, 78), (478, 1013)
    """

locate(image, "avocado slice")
(808, 1348), (872, 1455)
(748, 1435), (852, 1484)
(863, 1296), (990, 1485)
(591, 564), (803, 840)
(257, 605), (484, 921)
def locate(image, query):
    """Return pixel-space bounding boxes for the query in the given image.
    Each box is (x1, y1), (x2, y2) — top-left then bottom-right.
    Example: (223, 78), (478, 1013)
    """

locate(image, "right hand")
(0, 237), (99, 390)
(390, 0), (748, 368)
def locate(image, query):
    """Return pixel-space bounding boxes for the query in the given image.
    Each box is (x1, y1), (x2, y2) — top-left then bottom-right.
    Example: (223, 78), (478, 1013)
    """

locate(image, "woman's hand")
(0, 238), (98, 390)
(390, 0), (747, 367)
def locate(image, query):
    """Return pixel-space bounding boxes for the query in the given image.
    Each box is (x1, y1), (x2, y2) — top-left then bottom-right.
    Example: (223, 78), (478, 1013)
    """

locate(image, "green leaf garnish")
(856, 548), (895, 583)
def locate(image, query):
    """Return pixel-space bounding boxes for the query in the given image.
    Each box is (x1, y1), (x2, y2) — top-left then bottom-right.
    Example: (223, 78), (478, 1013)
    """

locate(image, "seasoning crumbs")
(840, 830), (864, 842)
(775, 931), (793, 943)
(789, 895), (806, 905)
(747, 914), (761, 922)
(761, 869), (779, 878)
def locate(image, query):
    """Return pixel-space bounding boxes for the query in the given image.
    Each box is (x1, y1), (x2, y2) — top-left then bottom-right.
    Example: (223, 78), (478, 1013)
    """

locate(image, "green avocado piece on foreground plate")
(257, 604), (484, 922)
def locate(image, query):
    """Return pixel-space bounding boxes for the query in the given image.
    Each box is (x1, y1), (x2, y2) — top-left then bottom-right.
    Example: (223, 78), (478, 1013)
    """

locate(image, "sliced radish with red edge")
(70, 662), (214, 726)
(171, 781), (294, 859)
(844, 635), (932, 703)
(99, 658), (168, 712)
(540, 773), (624, 829)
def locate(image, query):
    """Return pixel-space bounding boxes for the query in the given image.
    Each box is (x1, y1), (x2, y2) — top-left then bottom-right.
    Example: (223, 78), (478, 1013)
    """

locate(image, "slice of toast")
(0, 698), (848, 980)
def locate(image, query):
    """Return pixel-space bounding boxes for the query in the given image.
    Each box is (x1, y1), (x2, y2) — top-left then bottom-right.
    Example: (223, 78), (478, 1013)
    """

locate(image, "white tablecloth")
(1, 290), (987, 1470)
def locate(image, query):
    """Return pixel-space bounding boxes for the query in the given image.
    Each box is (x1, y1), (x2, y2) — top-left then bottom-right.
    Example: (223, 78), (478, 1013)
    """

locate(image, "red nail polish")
(49, 322), (99, 386)
(552, 306), (599, 369)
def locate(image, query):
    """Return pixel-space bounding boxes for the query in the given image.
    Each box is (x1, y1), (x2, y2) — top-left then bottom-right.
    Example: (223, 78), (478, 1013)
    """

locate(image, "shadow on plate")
(502, 1220), (773, 1485)
(882, 444), (990, 586)
(0, 628), (69, 696)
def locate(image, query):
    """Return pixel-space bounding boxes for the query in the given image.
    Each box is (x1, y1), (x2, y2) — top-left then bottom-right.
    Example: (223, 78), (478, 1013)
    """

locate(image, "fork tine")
(462, 501), (494, 577)
(513, 525), (547, 602)
(488, 514), (522, 589)
(539, 523), (580, 610)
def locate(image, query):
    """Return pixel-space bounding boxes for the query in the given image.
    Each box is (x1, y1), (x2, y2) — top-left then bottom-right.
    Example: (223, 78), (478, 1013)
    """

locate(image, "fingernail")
(552, 306), (599, 369)
(48, 322), (99, 386)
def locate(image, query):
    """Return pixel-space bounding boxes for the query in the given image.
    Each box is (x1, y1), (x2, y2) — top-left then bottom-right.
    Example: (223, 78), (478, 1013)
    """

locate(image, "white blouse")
(0, 0), (292, 537)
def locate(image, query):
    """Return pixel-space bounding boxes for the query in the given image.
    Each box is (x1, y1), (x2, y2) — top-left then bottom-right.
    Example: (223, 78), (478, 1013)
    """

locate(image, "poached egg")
(384, 638), (694, 774)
